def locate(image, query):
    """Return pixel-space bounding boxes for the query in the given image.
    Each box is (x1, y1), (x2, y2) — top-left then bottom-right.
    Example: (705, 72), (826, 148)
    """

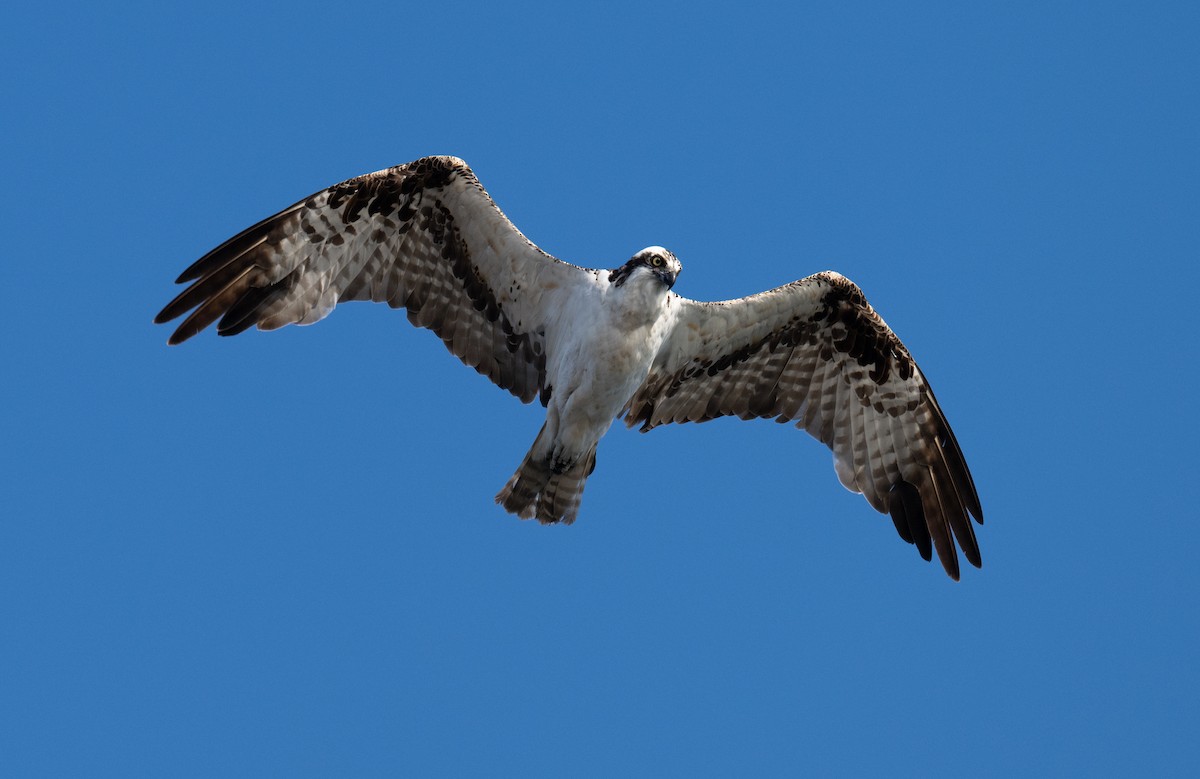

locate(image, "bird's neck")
(606, 272), (669, 331)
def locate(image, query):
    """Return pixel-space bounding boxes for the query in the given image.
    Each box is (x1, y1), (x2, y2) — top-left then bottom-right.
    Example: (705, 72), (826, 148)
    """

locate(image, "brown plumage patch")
(622, 272), (982, 579)
(155, 156), (555, 405)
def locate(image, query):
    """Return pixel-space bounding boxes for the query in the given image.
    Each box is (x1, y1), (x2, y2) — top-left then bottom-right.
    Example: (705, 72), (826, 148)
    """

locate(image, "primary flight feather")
(156, 155), (984, 579)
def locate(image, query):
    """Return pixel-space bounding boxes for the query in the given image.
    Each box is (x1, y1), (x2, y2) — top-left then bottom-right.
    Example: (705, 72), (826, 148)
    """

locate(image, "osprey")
(156, 156), (983, 579)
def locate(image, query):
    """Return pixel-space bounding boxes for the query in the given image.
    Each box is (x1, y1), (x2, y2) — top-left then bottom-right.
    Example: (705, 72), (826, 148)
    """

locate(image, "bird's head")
(609, 246), (682, 290)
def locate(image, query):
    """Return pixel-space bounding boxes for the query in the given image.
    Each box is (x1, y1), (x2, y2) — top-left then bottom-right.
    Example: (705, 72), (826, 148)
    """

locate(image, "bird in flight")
(156, 156), (983, 578)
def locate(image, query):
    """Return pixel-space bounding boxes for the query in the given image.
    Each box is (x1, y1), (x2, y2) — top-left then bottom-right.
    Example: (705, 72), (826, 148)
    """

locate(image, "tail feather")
(495, 453), (552, 520)
(537, 447), (597, 524)
(495, 431), (598, 525)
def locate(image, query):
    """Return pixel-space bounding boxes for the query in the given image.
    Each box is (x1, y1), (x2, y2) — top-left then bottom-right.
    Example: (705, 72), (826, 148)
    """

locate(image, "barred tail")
(495, 428), (598, 525)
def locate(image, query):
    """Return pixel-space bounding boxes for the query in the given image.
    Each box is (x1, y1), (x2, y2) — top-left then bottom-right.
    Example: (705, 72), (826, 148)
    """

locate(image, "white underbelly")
(539, 277), (676, 456)
(545, 327), (661, 453)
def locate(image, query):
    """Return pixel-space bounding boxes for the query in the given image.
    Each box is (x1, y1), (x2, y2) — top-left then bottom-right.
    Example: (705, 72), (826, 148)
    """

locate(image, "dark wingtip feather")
(913, 468), (961, 580)
(937, 542), (961, 581)
(925, 500), (960, 579)
(931, 451), (982, 570)
(954, 519), (982, 569)
(930, 520), (961, 580)
(922, 380), (984, 524)
(216, 281), (287, 337)
(890, 480), (932, 563)
(158, 197), (311, 340)
(888, 491), (915, 545)
(166, 314), (209, 345)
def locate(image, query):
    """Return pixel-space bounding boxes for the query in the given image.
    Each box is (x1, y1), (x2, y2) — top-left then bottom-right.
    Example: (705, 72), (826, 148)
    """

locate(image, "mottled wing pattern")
(156, 156), (586, 404)
(625, 272), (983, 579)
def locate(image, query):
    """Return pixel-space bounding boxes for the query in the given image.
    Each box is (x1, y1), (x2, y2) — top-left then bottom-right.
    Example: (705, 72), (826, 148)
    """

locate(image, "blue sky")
(3, 1), (1197, 775)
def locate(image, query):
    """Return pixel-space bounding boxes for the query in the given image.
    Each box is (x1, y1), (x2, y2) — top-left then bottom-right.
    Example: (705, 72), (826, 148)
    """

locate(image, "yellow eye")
(651, 256), (664, 267)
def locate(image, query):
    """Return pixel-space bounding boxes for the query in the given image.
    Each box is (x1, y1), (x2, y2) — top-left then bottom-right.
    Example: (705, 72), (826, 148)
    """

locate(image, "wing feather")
(626, 271), (983, 579)
(156, 156), (588, 405)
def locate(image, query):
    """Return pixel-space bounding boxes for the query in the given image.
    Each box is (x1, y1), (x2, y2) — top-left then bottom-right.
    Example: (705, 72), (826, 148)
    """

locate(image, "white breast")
(542, 269), (678, 449)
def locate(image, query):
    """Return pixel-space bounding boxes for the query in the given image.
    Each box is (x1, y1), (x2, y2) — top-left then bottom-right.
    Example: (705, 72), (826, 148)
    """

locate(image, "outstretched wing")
(156, 156), (589, 405)
(625, 272), (983, 579)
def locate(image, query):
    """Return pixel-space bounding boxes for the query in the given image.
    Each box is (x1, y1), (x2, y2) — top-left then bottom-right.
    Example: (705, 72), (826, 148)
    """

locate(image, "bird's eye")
(651, 256), (664, 267)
